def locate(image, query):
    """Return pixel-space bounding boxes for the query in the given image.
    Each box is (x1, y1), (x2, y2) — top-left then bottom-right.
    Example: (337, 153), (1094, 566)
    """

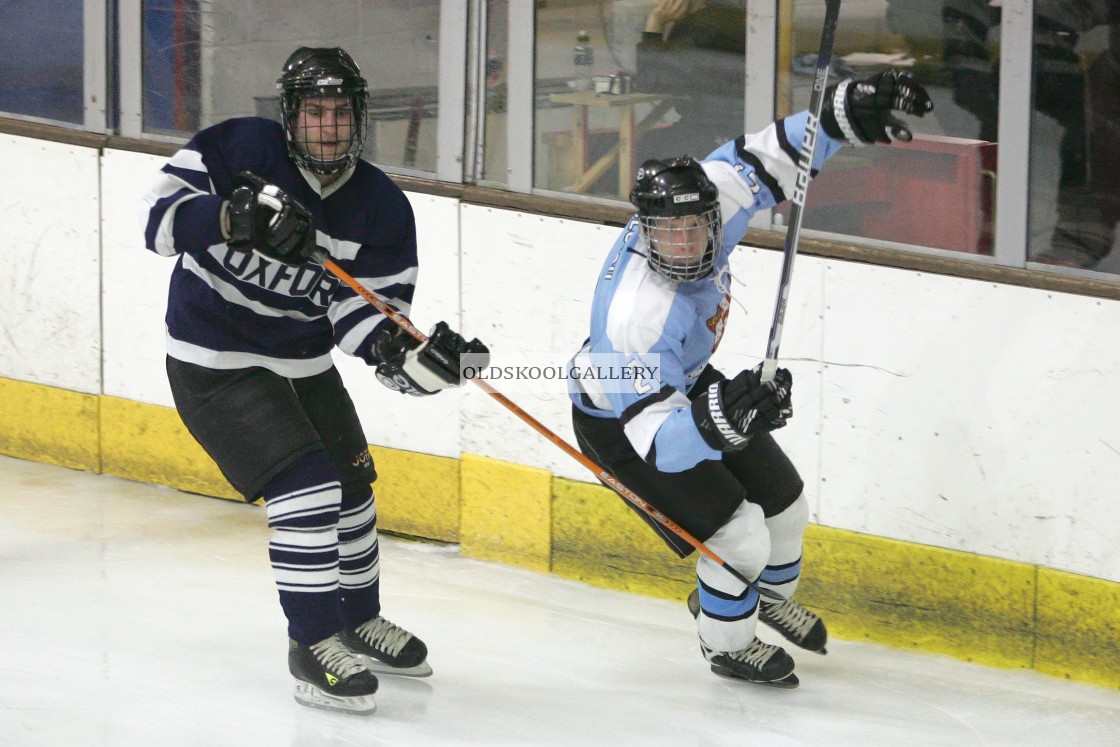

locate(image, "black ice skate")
(701, 639), (799, 688)
(760, 596), (828, 655)
(339, 615), (433, 677)
(688, 588), (828, 654)
(289, 635), (379, 714)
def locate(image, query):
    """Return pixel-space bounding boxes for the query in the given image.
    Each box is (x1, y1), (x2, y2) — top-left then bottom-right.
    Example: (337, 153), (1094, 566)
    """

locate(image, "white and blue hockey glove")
(373, 322), (490, 396)
(822, 70), (933, 145)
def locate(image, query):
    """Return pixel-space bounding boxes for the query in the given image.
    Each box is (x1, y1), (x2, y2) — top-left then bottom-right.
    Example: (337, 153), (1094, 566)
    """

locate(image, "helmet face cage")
(638, 207), (722, 282)
(630, 157), (723, 282)
(277, 47), (369, 174)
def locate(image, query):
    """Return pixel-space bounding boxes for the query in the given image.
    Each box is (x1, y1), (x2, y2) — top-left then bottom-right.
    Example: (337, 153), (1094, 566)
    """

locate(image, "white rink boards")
(2, 138), (1119, 582)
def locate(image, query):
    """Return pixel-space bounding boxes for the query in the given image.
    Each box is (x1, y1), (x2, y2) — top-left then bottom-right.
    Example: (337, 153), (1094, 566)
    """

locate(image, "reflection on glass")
(143, 0), (202, 136)
(781, 1), (997, 256)
(482, 0), (509, 185)
(1085, 25), (1120, 273)
(535, 0), (745, 200)
(632, 1), (745, 164)
(0, 0), (83, 124)
(140, 1), (441, 173)
(1026, 6), (1120, 273)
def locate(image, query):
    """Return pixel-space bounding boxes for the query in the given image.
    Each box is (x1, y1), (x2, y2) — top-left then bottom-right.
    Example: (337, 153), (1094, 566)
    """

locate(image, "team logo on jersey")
(219, 248), (340, 306)
(707, 268), (732, 352)
(707, 293), (731, 351)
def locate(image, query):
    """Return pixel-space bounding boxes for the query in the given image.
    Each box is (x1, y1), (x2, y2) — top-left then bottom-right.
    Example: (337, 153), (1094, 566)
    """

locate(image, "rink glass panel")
(140, 0), (442, 174)
(0, 0), (84, 124)
(531, 0), (747, 200)
(0, 1), (1118, 278)
(1026, 17), (1118, 273)
(778, 1), (1000, 258)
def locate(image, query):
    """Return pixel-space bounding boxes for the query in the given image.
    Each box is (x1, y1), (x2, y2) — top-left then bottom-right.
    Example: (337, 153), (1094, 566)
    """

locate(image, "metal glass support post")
(505, 1), (534, 194)
(438, 0), (469, 183)
(83, 0), (109, 132)
(117, 0), (142, 138)
(746, 0), (778, 229)
(993, 0), (1034, 266)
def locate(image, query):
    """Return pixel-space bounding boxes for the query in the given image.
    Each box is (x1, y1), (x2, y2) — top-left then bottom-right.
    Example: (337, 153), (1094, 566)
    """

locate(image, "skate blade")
(710, 665), (800, 689)
(293, 682), (378, 714)
(357, 654), (433, 678)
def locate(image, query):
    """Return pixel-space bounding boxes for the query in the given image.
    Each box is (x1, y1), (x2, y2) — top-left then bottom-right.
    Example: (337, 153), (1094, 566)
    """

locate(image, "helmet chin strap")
(301, 151), (352, 176)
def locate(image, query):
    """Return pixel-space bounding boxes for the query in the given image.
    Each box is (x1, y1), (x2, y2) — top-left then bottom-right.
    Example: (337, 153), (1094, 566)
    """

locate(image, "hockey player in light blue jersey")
(570, 70), (933, 687)
(141, 47), (488, 714)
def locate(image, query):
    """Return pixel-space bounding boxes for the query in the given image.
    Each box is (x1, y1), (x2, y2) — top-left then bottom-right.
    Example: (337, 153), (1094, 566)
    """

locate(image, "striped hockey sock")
(264, 450), (344, 644)
(338, 484), (381, 626)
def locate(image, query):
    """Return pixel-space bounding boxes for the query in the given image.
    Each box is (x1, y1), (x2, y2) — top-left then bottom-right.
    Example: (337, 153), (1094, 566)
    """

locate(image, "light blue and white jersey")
(569, 110), (843, 472)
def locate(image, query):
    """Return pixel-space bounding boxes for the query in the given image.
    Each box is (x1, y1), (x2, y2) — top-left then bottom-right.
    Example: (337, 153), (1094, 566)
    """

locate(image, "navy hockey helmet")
(629, 157), (722, 281)
(277, 47), (369, 174)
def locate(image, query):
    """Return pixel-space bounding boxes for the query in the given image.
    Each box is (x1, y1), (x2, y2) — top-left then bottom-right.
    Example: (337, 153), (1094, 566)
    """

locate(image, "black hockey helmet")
(276, 46), (369, 174)
(630, 157), (722, 281)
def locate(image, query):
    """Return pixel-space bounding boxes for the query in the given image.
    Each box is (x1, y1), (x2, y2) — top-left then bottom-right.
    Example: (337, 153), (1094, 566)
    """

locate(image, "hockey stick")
(760, 0), (842, 384)
(308, 248), (784, 602)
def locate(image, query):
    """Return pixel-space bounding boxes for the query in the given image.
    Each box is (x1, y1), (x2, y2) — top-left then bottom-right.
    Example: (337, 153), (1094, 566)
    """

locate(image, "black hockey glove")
(821, 70), (934, 146)
(691, 365), (792, 451)
(373, 321), (491, 396)
(225, 171), (317, 266)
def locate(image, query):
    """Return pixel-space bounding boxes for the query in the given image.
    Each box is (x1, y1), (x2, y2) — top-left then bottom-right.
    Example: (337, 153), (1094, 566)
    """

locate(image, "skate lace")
(309, 635), (367, 678)
(354, 616), (411, 657)
(763, 597), (817, 639)
(727, 638), (781, 669)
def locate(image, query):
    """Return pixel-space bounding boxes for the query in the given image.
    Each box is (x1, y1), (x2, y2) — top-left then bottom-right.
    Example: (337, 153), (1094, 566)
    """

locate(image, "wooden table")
(548, 91), (681, 194)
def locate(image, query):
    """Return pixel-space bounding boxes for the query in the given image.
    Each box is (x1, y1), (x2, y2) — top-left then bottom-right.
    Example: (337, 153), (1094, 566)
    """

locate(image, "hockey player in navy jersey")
(570, 71), (932, 688)
(141, 47), (488, 714)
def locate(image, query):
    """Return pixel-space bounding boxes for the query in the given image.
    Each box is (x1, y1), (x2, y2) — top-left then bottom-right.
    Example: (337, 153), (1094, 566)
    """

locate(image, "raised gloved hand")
(691, 365), (792, 451)
(225, 171), (317, 265)
(373, 321), (491, 396)
(822, 70), (934, 145)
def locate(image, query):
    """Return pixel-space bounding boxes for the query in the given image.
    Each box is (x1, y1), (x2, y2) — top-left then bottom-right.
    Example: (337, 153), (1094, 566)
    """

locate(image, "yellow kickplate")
(1035, 567), (1120, 688)
(0, 377), (99, 472)
(551, 477), (694, 601)
(100, 395), (239, 500)
(371, 445), (460, 543)
(800, 525), (1036, 670)
(460, 454), (551, 573)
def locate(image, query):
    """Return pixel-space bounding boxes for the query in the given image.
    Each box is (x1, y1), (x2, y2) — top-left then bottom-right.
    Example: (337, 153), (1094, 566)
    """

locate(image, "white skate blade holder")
(293, 681), (378, 715)
(356, 653), (433, 678)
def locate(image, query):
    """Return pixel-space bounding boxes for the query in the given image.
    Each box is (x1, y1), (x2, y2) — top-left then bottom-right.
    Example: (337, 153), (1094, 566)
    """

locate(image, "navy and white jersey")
(569, 110), (843, 473)
(141, 116), (416, 378)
